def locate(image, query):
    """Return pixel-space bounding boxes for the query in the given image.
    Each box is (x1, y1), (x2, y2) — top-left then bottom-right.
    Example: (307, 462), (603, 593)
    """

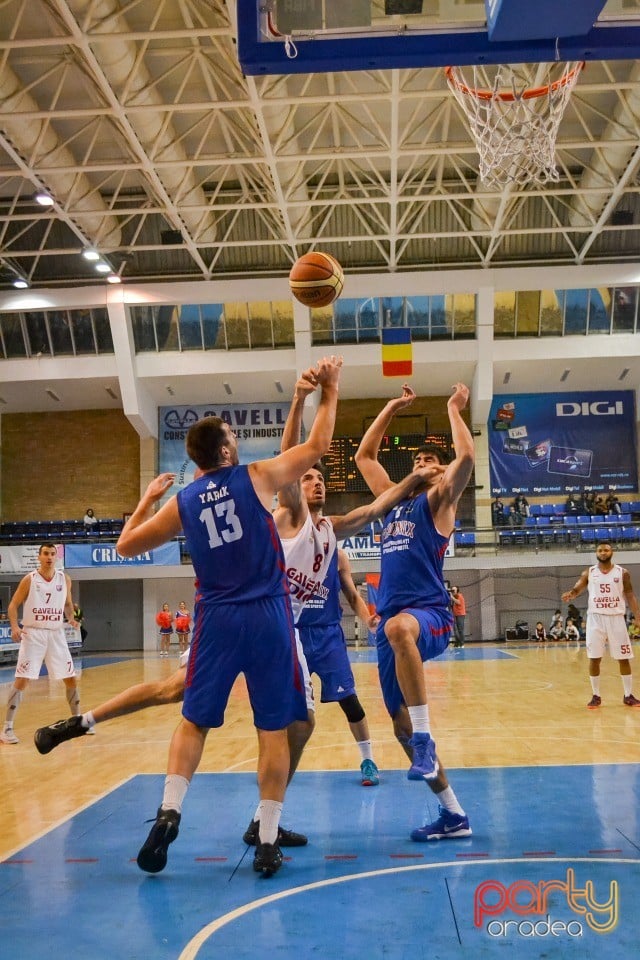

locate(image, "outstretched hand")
(388, 383), (416, 413)
(314, 354), (343, 388)
(447, 382), (469, 413)
(295, 367), (320, 400)
(144, 473), (176, 503)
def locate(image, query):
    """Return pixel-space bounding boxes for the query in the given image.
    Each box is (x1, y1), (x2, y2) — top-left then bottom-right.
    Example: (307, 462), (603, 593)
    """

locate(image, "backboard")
(237, 0), (640, 75)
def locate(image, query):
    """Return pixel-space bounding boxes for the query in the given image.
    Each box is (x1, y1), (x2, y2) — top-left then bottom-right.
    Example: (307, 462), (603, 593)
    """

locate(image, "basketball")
(289, 252), (344, 308)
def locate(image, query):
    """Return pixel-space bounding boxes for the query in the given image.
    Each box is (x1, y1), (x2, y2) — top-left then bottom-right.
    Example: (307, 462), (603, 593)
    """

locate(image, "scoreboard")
(324, 433), (452, 493)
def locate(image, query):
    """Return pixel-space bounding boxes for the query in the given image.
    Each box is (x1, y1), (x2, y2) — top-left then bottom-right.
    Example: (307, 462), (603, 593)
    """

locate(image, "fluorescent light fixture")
(223, 382), (232, 395)
(105, 387), (118, 400)
(46, 389), (61, 401)
(106, 273), (121, 284)
(275, 380), (284, 393)
(560, 369), (571, 382)
(12, 278), (29, 289)
(34, 191), (54, 206)
(619, 368), (630, 381)
(95, 262), (111, 273)
(502, 372), (511, 384)
(82, 248), (100, 261)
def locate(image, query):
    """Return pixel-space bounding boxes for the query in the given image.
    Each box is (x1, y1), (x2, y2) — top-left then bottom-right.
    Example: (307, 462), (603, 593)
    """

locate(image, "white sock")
(436, 786), (464, 816)
(161, 774), (190, 813)
(408, 704), (430, 735)
(357, 740), (373, 762)
(623, 674), (633, 697)
(80, 712), (95, 729)
(258, 800), (283, 845)
(590, 676), (601, 695)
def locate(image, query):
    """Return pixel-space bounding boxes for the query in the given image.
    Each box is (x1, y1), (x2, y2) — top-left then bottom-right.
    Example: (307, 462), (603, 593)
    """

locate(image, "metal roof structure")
(2, 0), (640, 290)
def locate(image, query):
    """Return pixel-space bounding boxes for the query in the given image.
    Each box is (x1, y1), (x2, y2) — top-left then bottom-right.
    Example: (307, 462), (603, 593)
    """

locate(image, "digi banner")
(158, 402), (290, 500)
(488, 391), (638, 495)
(64, 541), (181, 568)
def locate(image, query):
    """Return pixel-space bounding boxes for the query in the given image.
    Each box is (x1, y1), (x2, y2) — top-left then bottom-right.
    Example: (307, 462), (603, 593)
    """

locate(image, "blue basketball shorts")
(298, 622), (356, 702)
(183, 595), (307, 730)
(376, 606), (453, 718)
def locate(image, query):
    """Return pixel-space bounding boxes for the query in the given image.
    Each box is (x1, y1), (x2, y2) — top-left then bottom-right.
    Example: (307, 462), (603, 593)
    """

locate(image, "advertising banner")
(0, 544), (65, 575)
(158, 402), (290, 500)
(64, 541), (181, 569)
(488, 391), (637, 495)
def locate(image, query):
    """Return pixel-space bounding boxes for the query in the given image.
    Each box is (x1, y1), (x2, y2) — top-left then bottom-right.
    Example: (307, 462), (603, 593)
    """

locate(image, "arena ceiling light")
(33, 190), (54, 206)
(94, 261), (111, 273)
(106, 273), (121, 284)
(12, 277), (29, 289)
(82, 248), (100, 261)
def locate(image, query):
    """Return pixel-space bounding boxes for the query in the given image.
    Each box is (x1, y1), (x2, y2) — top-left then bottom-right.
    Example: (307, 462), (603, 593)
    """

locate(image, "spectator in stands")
(534, 621), (547, 643)
(583, 492), (596, 515)
(73, 602), (87, 643)
(550, 609), (563, 632)
(511, 494), (529, 526)
(606, 493), (622, 516)
(549, 622), (565, 641)
(566, 601), (581, 623)
(491, 497), (506, 527)
(628, 615), (640, 641)
(594, 496), (607, 517)
(565, 494), (581, 516)
(83, 508), (98, 533)
(565, 618), (580, 645)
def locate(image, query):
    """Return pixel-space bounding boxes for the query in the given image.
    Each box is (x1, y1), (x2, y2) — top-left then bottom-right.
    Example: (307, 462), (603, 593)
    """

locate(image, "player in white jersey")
(1, 544), (80, 744)
(562, 540), (640, 709)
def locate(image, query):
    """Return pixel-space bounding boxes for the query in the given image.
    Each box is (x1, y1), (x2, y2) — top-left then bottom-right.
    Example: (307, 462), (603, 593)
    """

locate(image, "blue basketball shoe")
(411, 806), (472, 842)
(360, 758), (379, 786)
(407, 732), (439, 781)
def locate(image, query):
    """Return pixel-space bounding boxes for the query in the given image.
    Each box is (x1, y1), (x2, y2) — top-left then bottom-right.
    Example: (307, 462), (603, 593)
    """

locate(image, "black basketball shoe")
(136, 807), (181, 873)
(243, 818), (308, 847)
(34, 716), (87, 755)
(253, 841), (283, 877)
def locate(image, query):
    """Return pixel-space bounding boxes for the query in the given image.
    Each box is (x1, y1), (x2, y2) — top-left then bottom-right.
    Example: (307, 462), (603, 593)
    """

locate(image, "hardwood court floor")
(2, 641), (639, 862)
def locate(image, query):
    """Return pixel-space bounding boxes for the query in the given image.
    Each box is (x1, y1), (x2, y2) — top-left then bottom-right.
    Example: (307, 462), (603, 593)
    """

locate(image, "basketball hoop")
(445, 62), (584, 188)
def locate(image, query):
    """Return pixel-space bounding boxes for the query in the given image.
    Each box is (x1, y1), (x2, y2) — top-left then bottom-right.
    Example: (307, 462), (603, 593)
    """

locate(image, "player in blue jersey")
(355, 382), (475, 842)
(114, 355), (343, 878)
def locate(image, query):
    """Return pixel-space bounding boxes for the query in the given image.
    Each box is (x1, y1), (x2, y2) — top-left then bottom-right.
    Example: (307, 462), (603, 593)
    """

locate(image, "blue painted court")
(2, 764), (638, 959)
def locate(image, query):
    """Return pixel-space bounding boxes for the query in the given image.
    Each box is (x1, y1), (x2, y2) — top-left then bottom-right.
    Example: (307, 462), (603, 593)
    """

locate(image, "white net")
(445, 62), (584, 189)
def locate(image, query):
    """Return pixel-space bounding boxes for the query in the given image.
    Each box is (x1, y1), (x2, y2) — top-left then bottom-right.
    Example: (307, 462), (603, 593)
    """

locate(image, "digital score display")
(324, 433), (452, 493)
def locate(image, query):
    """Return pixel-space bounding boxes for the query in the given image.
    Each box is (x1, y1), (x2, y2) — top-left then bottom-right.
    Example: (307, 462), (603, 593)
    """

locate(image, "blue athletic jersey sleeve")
(376, 492), (450, 617)
(177, 465), (289, 605)
(297, 550), (342, 628)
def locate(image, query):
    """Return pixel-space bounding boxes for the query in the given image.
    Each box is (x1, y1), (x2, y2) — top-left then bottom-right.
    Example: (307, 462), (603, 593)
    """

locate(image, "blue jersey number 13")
(199, 501), (243, 548)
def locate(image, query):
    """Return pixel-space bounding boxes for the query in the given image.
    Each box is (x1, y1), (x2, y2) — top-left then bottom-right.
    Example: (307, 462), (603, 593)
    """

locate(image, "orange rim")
(445, 62), (585, 102)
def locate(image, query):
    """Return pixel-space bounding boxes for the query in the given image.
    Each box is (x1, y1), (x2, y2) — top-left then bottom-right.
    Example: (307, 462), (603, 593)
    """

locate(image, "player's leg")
(586, 614), (606, 707)
(1, 676), (29, 744)
(137, 717), (207, 873)
(608, 617), (640, 706)
(251, 727), (289, 876)
(34, 666), (187, 754)
(379, 608), (450, 780)
(389, 702), (471, 842)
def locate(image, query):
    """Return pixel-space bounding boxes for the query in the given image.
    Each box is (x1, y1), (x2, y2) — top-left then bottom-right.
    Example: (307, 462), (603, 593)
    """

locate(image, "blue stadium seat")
(580, 527), (596, 544)
(529, 504), (541, 517)
(540, 504), (555, 516)
(577, 515), (591, 525)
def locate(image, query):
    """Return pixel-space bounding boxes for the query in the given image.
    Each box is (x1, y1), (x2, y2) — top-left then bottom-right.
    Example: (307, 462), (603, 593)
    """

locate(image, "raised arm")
(250, 355), (342, 506)
(561, 569), (589, 603)
(331, 462), (445, 538)
(354, 383), (416, 497)
(276, 369), (320, 524)
(433, 384), (475, 508)
(117, 473), (183, 557)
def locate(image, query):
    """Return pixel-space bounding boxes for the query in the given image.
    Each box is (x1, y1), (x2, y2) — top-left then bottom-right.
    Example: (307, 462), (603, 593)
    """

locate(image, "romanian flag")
(381, 327), (412, 377)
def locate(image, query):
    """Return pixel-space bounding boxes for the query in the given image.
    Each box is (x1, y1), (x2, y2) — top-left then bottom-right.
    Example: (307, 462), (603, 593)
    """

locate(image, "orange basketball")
(289, 252), (344, 308)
